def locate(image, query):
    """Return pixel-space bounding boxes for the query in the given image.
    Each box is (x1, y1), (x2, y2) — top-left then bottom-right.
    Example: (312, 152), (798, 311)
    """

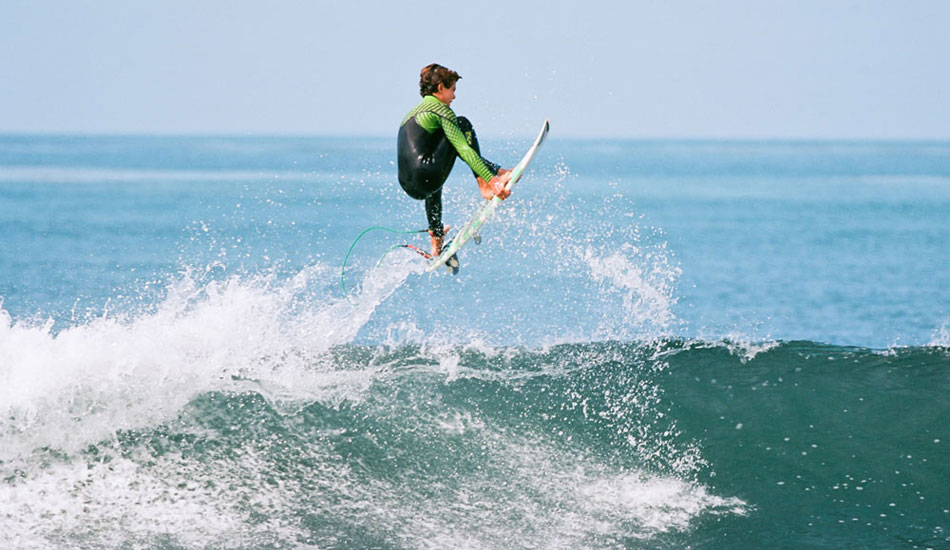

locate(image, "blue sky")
(1, 0), (948, 139)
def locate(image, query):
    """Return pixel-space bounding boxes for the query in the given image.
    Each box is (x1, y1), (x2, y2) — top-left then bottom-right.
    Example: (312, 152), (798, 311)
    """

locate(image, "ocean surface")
(1, 134), (948, 549)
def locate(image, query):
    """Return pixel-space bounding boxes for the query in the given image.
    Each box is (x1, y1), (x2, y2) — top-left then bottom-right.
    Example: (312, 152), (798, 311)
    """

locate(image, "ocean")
(1, 135), (948, 549)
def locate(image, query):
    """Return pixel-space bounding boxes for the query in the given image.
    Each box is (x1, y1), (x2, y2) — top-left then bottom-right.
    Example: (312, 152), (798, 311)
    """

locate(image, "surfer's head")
(420, 63), (461, 102)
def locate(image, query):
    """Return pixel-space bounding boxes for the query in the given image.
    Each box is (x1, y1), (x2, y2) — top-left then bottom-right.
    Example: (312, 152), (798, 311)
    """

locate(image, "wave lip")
(0, 259), (417, 464)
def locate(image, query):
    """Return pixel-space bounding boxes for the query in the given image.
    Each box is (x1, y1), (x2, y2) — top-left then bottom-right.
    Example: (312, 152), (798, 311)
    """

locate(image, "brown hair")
(419, 63), (461, 97)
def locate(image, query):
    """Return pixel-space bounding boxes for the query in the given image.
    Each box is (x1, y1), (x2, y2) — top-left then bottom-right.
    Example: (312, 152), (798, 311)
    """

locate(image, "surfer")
(397, 63), (512, 258)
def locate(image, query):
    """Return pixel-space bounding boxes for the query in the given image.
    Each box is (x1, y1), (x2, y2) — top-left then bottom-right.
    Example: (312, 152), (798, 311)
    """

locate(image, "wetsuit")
(397, 95), (500, 237)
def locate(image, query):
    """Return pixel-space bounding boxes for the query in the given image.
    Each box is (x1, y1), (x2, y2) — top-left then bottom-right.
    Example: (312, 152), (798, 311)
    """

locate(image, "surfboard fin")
(473, 234), (482, 245)
(446, 254), (460, 275)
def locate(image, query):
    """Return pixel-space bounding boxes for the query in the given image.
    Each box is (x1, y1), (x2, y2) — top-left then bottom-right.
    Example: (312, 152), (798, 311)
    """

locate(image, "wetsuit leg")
(457, 117), (501, 177)
(425, 189), (443, 238)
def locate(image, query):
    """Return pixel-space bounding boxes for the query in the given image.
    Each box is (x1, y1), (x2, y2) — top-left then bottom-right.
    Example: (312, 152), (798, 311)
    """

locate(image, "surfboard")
(426, 119), (550, 273)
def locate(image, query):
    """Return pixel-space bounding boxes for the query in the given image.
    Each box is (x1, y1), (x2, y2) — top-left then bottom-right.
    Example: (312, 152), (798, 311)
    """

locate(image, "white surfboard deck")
(426, 119), (550, 273)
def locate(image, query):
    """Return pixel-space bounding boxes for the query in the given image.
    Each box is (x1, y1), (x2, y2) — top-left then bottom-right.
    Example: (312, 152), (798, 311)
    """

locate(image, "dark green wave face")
(4, 340), (947, 549)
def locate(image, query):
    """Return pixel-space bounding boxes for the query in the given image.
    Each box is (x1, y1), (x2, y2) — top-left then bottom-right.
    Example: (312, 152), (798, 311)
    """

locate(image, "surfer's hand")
(497, 171), (513, 199)
(491, 171), (512, 200)
(477, 176), (493, 199)
(477, 171), (511, 200)
(492, 178), (510, 200)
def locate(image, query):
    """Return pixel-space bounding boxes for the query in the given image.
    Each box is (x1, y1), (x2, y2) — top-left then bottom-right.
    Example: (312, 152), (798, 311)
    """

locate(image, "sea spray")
(584, 242), (680, 338)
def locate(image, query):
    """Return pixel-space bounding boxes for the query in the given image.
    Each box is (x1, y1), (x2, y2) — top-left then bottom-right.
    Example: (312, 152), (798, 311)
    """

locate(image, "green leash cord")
(340, 226), (428, 298)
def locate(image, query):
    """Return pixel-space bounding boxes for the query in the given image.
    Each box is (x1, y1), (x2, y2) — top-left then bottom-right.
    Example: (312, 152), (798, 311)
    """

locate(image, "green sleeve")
(438, 114), (496, 181)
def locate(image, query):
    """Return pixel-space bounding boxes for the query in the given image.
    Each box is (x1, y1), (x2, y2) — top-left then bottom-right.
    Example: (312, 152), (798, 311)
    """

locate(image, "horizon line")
(2, 130), (949, 144)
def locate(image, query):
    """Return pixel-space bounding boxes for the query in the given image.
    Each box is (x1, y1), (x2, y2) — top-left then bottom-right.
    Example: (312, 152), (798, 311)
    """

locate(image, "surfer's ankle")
(428, 225), (450, 256)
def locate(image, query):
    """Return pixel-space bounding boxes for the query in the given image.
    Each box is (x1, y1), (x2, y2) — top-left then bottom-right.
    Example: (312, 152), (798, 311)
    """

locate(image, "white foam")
(718, 334), (781, 362)
(0, 259), (416, 463)
(0, 445), (316, 549)
(578, 473), (747, 537)
(387, 429), (744, 549)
